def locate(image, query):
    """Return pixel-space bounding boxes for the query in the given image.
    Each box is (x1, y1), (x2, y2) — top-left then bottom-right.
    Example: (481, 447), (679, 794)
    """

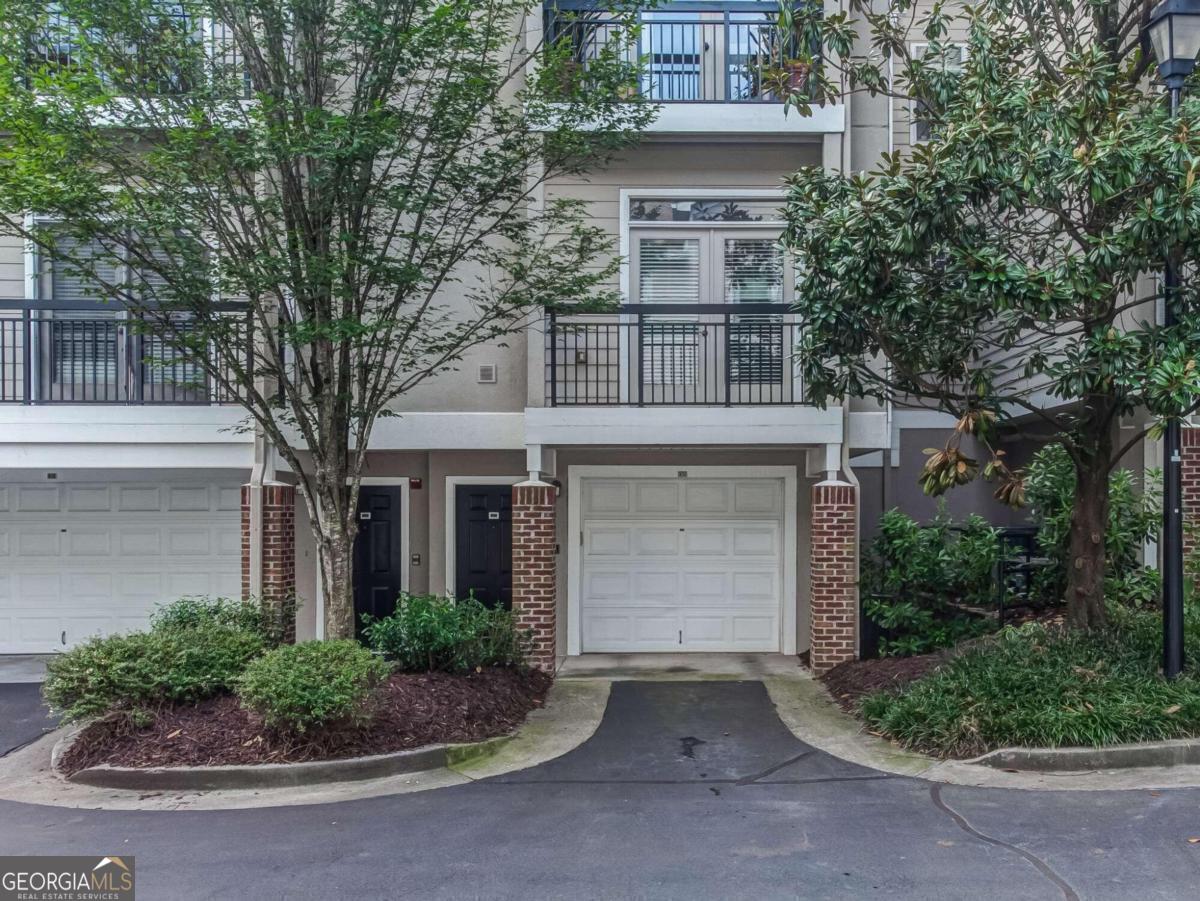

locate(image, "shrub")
(1026, 444), (1161, 606)
(860, 601), (1200, 758)
(863, 599), (990, 658)
(151, 596), (287, 646)
(862, 506), (1001, 656)
(237, 640), (390, 735)
(44, 622), (266, 722)
(863, 506), (1002, 609)
(362, 593), (530, 673)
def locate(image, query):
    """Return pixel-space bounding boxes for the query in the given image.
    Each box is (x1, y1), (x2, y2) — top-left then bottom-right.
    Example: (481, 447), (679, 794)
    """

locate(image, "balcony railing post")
(635, 313), (644, 407)
(130, 315), (144, 404)
(723, 311), (732, 407)
(21, 308), (31, 405)
(547, 310), (558, 407)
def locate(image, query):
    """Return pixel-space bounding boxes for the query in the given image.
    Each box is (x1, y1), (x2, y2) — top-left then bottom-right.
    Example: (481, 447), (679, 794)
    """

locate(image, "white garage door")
(581, 477), (783, 652)
(0, 480), (243, 654)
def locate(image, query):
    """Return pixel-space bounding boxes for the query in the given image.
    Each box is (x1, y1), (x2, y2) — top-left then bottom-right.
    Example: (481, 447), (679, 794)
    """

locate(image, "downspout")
(841, 399), (862, 657)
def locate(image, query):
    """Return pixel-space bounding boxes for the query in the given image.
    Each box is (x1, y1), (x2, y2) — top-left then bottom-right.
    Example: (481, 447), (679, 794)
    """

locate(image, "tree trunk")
(319, 526), (356, 639)
(1065, 449), (1110, 630)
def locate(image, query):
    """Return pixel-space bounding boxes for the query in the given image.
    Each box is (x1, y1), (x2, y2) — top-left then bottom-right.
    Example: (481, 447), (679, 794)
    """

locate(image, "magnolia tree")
(0, 0), (653, 638)
(780, 0), (1200, 628)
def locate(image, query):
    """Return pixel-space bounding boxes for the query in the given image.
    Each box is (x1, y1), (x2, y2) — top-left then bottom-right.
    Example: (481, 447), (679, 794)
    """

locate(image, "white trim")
(444, 475), (525, 598)
(358, 477), (413, 598)
(525, 405), (843, 447)
(566, 464), (798, 657)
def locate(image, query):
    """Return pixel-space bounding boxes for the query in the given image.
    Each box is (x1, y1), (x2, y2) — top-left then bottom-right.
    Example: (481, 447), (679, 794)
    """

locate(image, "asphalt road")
(2, 680), (1200, 900)
(0, 683), (56, 757)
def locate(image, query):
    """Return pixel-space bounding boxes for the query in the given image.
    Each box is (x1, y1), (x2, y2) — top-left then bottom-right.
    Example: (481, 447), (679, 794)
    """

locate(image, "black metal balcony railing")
(545, 1), (812, 104)
(27, 11), (249, 98)
(0, 301), (248, 405)
(546, 304), (804, 406)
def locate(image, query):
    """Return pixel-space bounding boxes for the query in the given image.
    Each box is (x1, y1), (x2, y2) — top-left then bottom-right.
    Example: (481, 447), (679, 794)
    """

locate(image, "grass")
(859, 601), (1200, 758)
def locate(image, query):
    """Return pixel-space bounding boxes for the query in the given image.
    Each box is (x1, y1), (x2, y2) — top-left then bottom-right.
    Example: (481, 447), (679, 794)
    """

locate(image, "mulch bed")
(820, 652), (948, 713)
(58, 667), (551, 776)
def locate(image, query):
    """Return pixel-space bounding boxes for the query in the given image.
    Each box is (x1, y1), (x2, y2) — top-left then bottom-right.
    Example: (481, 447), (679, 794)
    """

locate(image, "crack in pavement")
(735, 750), (814, 785)
(930, 783), (1080, 901)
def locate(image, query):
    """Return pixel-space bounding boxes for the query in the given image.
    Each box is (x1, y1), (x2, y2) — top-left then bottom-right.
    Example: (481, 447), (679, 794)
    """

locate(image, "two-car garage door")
(0, 479), (242, 654)
(581, 476), (785, 652)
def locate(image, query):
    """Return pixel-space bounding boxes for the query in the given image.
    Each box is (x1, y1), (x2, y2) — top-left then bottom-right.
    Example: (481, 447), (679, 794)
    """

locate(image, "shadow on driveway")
(0, 684), (57, 757)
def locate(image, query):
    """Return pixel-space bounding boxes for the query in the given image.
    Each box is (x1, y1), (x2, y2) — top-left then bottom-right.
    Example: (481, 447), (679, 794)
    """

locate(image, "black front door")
(353, 485), (404, 632)
(455, 484), (512, 609)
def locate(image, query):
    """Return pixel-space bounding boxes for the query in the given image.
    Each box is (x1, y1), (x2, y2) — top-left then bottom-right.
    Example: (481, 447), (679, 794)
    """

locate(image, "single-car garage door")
(0, 479), (243, 654)
(581, 476), (784, 652)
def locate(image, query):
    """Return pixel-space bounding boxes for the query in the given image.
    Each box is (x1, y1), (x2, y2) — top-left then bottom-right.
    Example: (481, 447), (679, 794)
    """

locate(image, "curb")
(966, 738), (1200, 772)
(58, 731), (514, 792)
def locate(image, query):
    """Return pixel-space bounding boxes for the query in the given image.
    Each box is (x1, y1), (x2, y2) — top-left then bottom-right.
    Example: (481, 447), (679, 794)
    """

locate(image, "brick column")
(241, 482), (297, 643)
(810, 481), (858, 675)
(512, 480), (557, 671)
(1185, 429), (1200, 588)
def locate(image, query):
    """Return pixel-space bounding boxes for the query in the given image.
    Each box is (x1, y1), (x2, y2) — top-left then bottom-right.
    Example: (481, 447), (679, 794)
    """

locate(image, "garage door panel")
(635, 527), (680, 556)
(587, 528), (630, 556)
(586, 481), (632, 513)
(634, 481), (680, 513)
(17, 486), (60, 512)
(117, 486), (162, 512)
(0, 480), (242, 653)
(632, 570), (679, 600)
(683, 481), (729, 513)
(68, 529), (112, 556)
(167, 528), (213, 556)
(683, 528), (728, 556)
(67, 486), (112, 511)
(581, 477), (784, 653)
(733, 528), (777, 556)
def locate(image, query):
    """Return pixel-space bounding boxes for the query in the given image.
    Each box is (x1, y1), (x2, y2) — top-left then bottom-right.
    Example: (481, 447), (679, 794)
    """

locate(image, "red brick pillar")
(1185, 429), (1200, 588)
(810, 481), (858, 675)
(241, 482), (296, 643)
(512, 480), (557, 671)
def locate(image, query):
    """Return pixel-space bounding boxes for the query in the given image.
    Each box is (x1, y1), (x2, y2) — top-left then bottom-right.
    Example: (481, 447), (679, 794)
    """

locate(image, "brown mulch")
(820, 652), (949, 713)
(58, 667), (552, 776)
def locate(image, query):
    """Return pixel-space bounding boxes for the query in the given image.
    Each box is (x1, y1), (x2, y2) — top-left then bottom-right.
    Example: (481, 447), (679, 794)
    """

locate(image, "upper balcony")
(0, 300), (246, 406)
(545, 303), (805, 407)
(541, 0), (844, 135)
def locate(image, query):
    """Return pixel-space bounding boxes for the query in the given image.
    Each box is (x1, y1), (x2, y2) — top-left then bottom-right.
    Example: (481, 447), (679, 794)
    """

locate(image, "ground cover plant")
(857, 601), (1200, 758)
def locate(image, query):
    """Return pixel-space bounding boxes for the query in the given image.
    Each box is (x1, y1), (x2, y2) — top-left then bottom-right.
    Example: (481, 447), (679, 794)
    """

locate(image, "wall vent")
(477, 363), (498, 384)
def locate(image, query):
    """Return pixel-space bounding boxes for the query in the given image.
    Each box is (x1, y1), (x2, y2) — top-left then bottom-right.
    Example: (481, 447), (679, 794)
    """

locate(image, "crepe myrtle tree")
(0, 0), (655, 638)
(778, 0), (1200, 629)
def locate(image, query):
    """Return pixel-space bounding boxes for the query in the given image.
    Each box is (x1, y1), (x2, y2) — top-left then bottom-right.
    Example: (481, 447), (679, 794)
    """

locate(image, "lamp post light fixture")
(1146, 0), (1200, 679)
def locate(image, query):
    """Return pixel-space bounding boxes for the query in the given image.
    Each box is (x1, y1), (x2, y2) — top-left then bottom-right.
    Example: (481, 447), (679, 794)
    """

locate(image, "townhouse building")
(0, 0), (1189, 672)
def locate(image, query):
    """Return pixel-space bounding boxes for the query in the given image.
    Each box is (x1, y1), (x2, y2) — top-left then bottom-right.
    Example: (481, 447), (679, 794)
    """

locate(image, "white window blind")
(47, 234), (120, 387)
(723, 238), (784, 304)
(638, 238), (700, 304)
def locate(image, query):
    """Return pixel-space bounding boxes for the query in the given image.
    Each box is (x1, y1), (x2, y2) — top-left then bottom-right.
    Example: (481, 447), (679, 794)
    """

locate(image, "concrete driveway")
(2, 680), (1199, 899)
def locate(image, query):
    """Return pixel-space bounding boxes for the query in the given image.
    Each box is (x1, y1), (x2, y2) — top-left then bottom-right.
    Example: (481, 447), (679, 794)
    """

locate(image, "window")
(909, 43), (967, 143)
(627, 202), (792, 392)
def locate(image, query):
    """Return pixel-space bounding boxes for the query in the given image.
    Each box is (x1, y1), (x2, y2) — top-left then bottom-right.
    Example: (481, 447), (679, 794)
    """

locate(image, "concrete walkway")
(3, 678), (1200, 898)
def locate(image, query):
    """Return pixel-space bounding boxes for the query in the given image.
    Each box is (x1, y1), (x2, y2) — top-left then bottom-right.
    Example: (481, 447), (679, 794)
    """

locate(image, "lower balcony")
(0, 302), (246, 405)
(545, 304), (804, 407)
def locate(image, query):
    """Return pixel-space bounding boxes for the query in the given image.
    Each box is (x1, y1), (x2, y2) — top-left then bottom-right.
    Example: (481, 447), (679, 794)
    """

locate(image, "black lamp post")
(1147, 0), (1200, 679)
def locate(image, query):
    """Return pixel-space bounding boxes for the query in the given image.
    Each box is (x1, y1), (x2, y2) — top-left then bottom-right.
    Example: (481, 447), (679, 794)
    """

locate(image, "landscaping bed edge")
(966, 738), (1200, 772)
(53, 728), (515, 791)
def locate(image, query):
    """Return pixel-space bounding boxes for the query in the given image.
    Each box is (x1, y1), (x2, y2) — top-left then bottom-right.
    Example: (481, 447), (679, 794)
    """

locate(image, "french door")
(627, 227), (795, 405)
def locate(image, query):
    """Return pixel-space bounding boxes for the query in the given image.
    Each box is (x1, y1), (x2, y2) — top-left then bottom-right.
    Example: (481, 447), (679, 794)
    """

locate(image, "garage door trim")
(567, 465), (799, 657)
